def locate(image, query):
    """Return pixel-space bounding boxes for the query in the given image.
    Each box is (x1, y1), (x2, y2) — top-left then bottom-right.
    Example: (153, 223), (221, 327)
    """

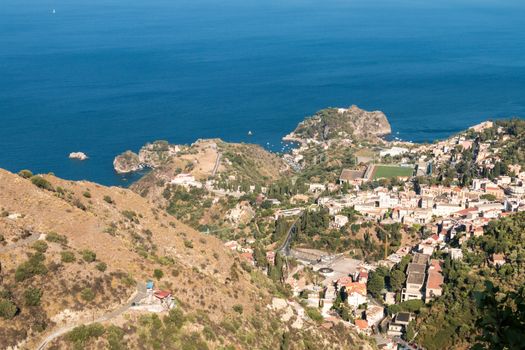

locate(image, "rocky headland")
(284, 105), (391, 144)
(113, 140), (180, 174)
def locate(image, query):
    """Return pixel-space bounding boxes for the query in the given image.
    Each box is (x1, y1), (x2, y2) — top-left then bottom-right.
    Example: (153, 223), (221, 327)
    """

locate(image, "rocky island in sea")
(68, 152), (88, 161)
(113, 141), (180, 174)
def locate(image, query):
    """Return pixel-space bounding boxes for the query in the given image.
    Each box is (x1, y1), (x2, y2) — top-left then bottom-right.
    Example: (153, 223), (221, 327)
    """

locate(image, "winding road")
(277, 215), (303, 256)
(37, 283), (147, 350)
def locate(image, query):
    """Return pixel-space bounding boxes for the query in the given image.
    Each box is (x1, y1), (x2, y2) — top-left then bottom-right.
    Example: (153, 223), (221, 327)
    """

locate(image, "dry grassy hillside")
(0, 169), (370, 350)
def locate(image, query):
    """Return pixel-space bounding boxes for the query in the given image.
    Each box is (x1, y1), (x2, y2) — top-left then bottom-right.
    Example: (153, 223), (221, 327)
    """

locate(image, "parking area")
(313, 256), (364, 286)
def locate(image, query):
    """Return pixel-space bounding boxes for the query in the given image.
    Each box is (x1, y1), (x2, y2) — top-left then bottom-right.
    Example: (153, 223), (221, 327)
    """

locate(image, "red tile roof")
(355, 319), (369, 330)
(457, 207), (478, 216)
(345, 282), (367, 296)
(429, 259), (442, 272)
(154, 290), (172, 299)
(426, 271), (444, 290)
(492, 253), (505, 262)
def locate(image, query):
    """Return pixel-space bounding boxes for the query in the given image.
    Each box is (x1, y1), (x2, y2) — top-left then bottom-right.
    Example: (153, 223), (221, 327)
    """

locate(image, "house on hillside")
(331, 214), (349, 229)
(491, 253), (506, 267)
(339, 169), (365, 186)
(170, 173), (202, 189)
(354, 319), (370, 335)
(449, 248), (463, 261)
(154, 290), (175, 310)
(425, 262), (444, 302)
(387, 312), (413, 337)
(366, 305), (385, 326)
(344, 282), (368, 309)
(402, 264), (426, 302)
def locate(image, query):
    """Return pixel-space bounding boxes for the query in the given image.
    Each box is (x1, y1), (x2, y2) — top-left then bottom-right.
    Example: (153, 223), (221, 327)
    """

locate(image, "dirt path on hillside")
(36, 283), (147, 350)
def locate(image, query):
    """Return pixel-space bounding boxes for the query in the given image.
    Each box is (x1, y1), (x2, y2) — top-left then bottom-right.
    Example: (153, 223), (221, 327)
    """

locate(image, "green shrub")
(121, 210), (137, 221)
(121, 274), (135, 287)
(18, 169), (33, 179)
(81, 250), (96, 263)
(181, 332), (209, 350)
(0, 299), (18, 319)
(83, 191), (91, 198)
(233, 304), (243, 314)
(103, 195), (114, 204)
(163, 307), (185, 329)
(183, 239), (193, 249)
(306, 307), (323, 322)
(67, 323), (105, 346)
(73, 198), (87, 211)
(31, 240), (48, 253)
(202, 326), (216, 341)
(96, 262), (107, 272)
(153, 269), (164, 280)
(24, 287), (43, 306)
(240, 261), (252, 273)
(480, 193), (497, 201)
(61, 251), (76, 263)
(105, 325), (126, 350)
(80, 288), (95, 302)
(15, 252), (48, 282)
(30, 176), (54, 191)
(46, 232), (68, 245)
(104, 224), (117, 236)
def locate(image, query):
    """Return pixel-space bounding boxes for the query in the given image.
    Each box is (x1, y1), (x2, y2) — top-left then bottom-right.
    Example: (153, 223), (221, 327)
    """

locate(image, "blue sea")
(1, 0), (525, 186)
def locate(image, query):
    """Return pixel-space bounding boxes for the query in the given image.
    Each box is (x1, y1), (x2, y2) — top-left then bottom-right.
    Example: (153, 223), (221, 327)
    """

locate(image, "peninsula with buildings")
(1, 105), (524, 349)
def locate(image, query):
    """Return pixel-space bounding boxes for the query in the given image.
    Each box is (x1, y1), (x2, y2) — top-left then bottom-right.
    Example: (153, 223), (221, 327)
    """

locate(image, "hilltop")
(0, 168), (370, 350)
(284, 106), (391, 144)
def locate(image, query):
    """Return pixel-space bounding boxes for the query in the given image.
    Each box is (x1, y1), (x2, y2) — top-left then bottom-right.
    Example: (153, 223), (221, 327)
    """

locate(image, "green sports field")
(371, 165), (414, 180)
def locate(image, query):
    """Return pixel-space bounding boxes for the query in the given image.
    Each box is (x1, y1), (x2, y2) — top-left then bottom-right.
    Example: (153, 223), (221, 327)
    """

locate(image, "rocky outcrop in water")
(113, 141), (180, 174)
(285, 105), (391, 143)
(113, 150), (142, 174)
(69, 152), (88, 161)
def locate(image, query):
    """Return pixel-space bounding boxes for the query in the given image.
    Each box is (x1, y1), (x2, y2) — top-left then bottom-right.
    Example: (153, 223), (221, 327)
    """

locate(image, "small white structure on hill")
(380, 147), (408, 158)
(170, 174), (202, 189)
(331, 215), (349, 228)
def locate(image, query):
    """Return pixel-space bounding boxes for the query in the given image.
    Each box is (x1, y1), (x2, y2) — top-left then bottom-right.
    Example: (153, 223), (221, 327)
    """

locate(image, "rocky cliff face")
(286, 105), (392, 142)
(113, 150), (142, 173)
(342, 105), (392, 138)
(113, 141), (180, 174)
